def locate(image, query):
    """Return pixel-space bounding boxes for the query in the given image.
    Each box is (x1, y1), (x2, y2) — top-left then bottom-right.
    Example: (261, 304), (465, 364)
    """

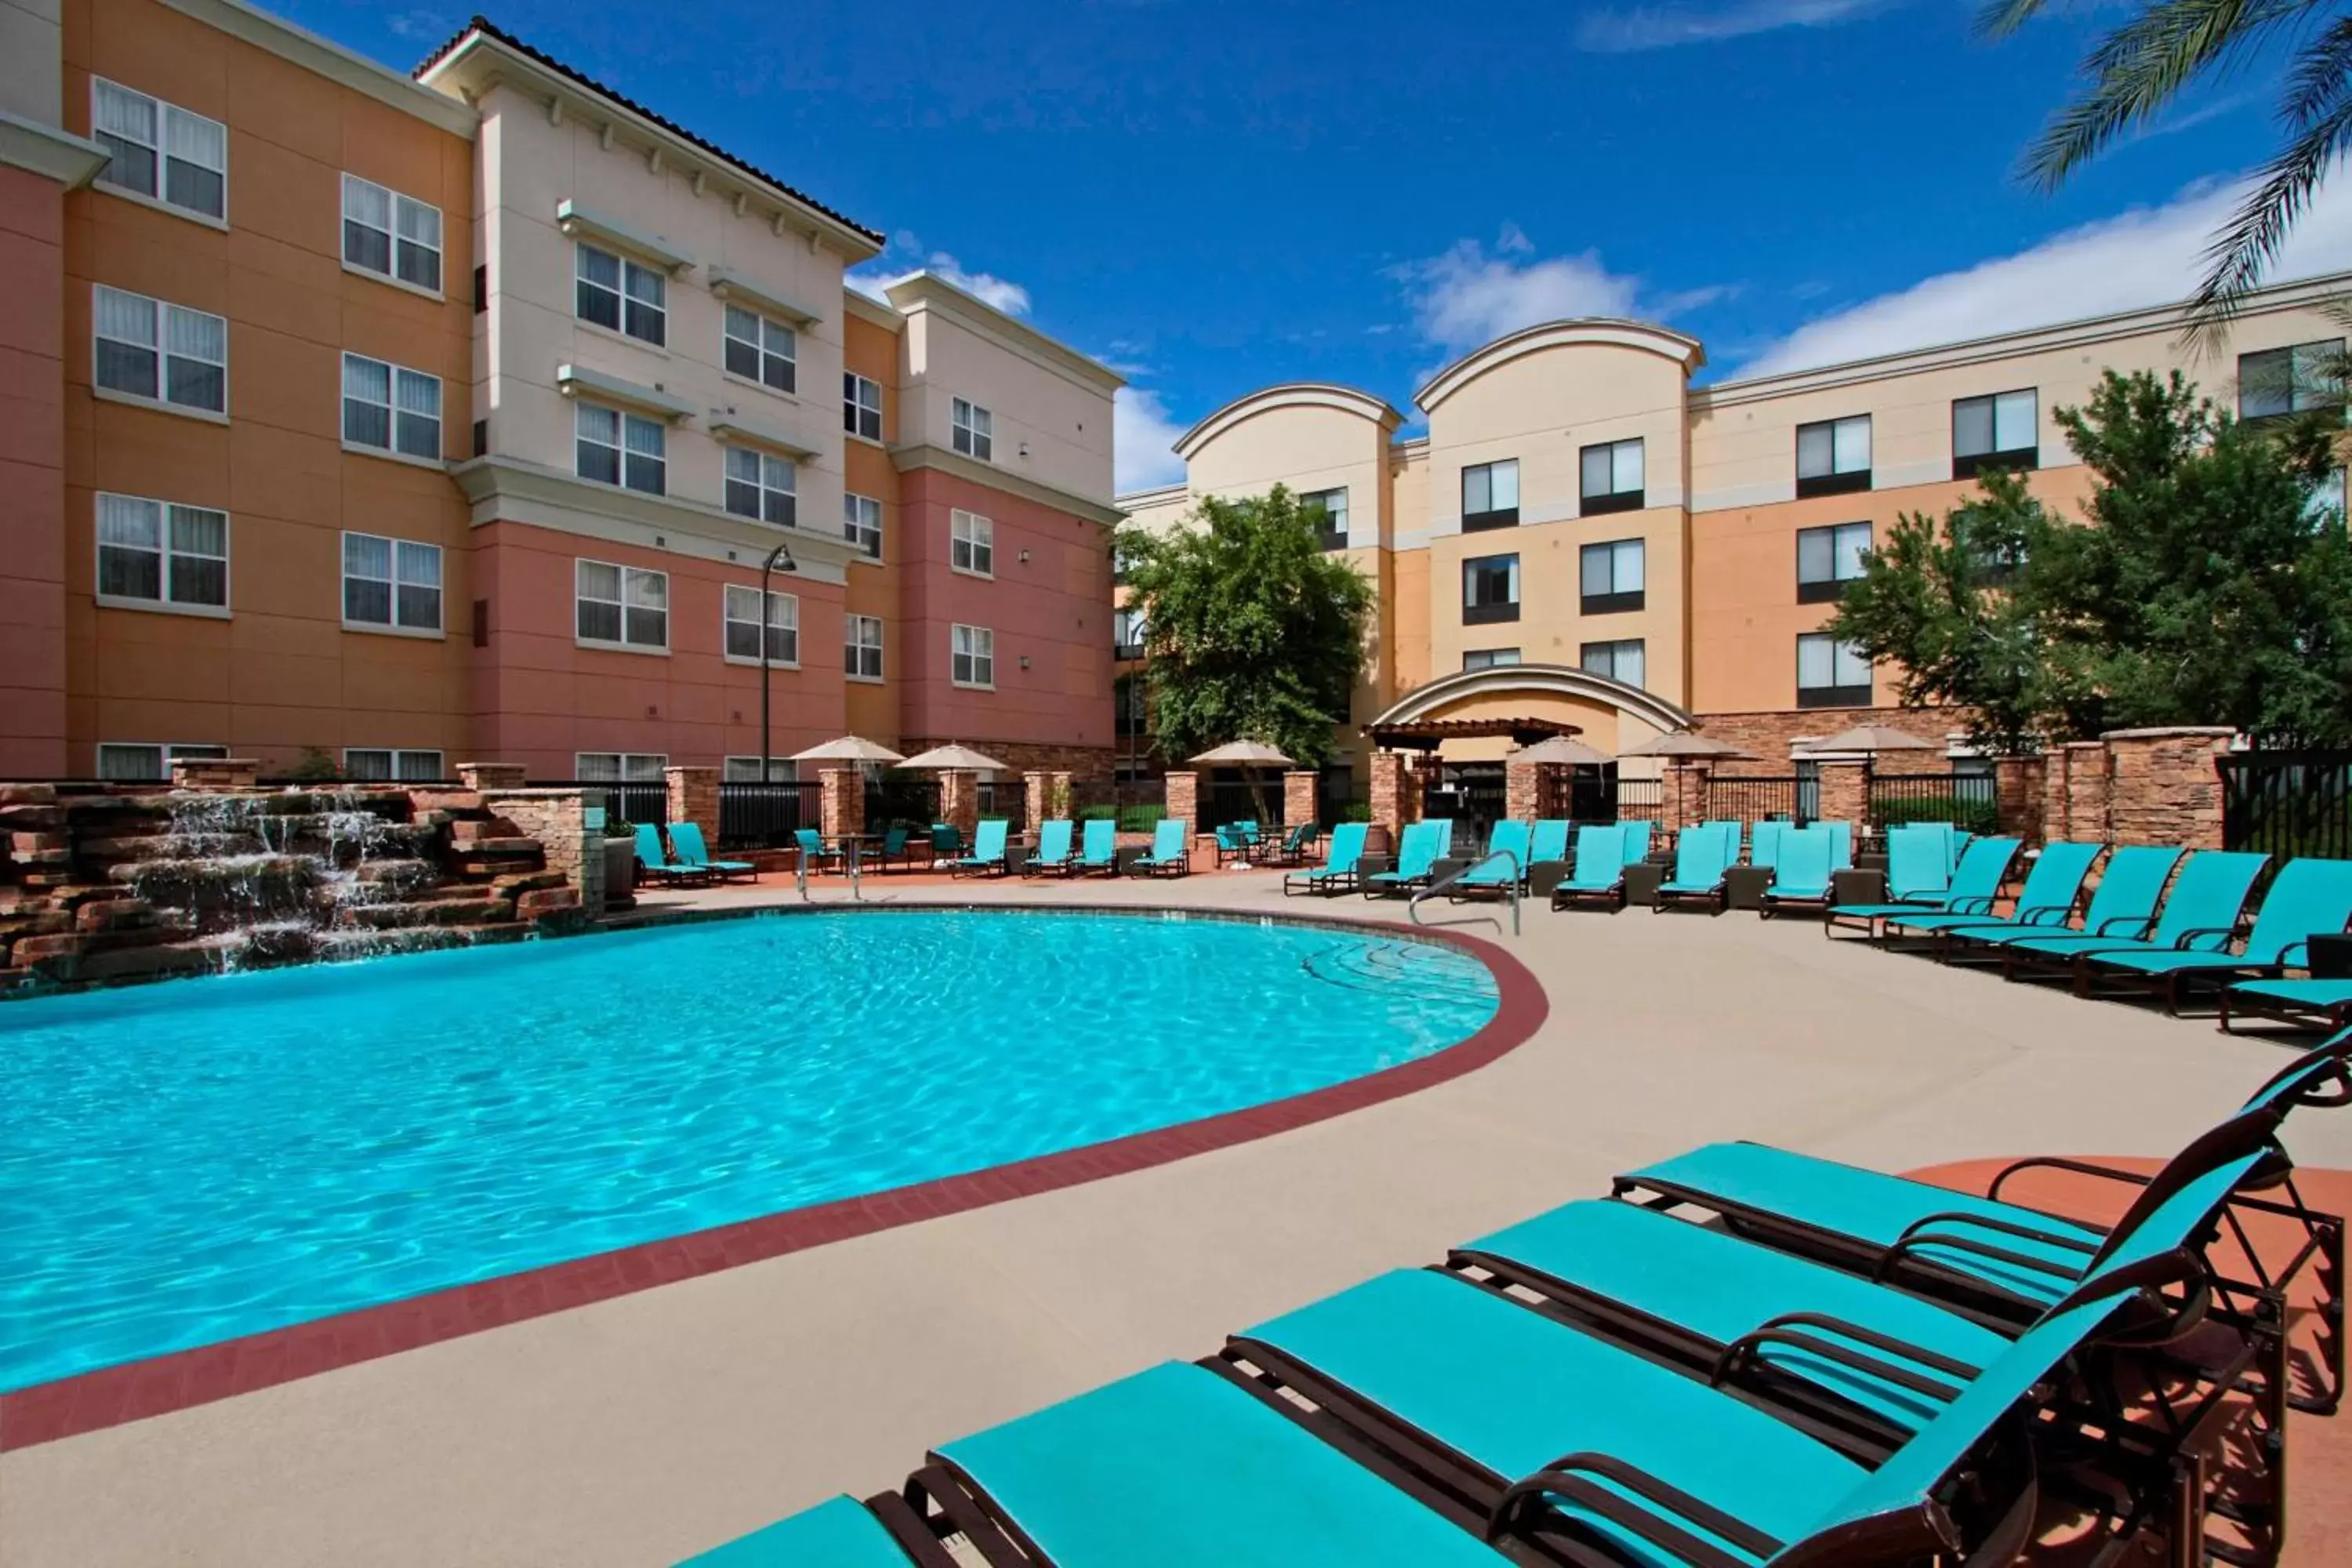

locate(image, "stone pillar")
(1023, 770), (1049, 827)
(171, 757), (260, 790)
(1992, 754), (2046, 844)
(482, 787), (604, 912)
(1282, 769), (1318, 827)
(2045, 741), (2107, 842)
(663, 765), (718, 844)
(1403, 753), (1439, 822)
(1161, 769), (1198, 826)
(1367, 751), (1417, 837)
(1813, 757), (1870, 828)
(819, 768), (864, 840)
(1504, 758), (1538, 822)
(2102, 726), (2235, 849)
(1664, 759), (1714, 833)
(1048, 771), (1073, 819)
(940, 770), (979, 839)
(456, 762), (528, 793)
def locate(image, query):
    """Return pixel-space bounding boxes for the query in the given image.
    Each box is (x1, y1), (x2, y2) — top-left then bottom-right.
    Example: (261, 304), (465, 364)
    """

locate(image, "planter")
(603, 835), (637, 911)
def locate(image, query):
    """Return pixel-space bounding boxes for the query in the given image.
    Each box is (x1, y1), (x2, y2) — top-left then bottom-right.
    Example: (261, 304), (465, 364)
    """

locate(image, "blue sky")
(300, 0), (2347, 490)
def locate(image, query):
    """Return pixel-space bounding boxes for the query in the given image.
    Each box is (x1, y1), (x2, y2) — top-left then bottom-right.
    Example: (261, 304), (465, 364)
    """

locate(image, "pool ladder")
(1410, 849), (1520, 938)
(793, 843), (863, 903)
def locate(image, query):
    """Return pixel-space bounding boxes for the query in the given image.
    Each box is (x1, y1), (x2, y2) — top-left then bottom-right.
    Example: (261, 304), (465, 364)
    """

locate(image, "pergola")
(1361, 716), (1584, 753)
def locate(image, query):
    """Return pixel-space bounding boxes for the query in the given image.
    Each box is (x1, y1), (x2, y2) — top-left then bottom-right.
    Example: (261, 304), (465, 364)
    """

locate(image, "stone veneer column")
(1813, 758), (1871, 829)
(940, 770), (979, 839)
(663, 766), (718, 844)
(171, 758), (260, 789)
(1282, 770), (1318, 827)
(1048, 771), (1073, 819)
(1504, 758), (1538, 822)
(1367, 752), (1415, 837)
(1161, 770), (1198, 826)
(2102, 727), (2235, 849)
(1992, 754), (2046, 844)
(456, 762), (528, 793)
(820, 768), (865, 840)
(1664, 760), (1714, 833)
(1023, 770), (1049, 827)
(482, 788), (604, 911)
(2045, 742), (2107, 842)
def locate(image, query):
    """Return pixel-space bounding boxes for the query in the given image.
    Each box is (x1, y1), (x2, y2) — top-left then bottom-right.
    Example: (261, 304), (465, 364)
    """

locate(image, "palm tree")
(1981, 1), (2352, 333)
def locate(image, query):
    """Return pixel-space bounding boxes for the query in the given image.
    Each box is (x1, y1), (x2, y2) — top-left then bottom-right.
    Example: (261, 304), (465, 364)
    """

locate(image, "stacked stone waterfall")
(0, 775), (585, 994)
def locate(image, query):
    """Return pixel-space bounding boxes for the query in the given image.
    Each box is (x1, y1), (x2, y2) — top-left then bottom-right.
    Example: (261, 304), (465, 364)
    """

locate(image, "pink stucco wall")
(0, 165), (70, 775)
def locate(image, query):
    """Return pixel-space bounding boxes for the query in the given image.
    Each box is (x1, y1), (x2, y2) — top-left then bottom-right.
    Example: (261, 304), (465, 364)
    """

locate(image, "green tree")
(1980, 0), (2352, 326)
(1112, 485), (1374, 768)
(1830, 368), (2352, 747)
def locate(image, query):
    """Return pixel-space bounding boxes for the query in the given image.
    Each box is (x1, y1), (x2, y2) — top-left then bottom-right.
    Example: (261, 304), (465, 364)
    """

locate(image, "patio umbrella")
(1507, 735), (1616, 767)
(1617, 731), (1754, 760)
(1188, 739), (1295, 767)
(790, 735), (905, 764)
(898, 742), (1012, 772)
(1808, 724), (1941, 755)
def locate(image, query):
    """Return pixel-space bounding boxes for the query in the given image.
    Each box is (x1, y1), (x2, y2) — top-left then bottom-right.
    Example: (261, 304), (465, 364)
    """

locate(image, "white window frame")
(723, 583), (800, 667)
(1462, 648), (1522, 671)
(951, 396), (994, 461)
(94, 492), (230, 615)
(722, 304), (797, 394)
(341, 532), (444, 637)
(340, 351), (441, 463)
(93, 285), (227, 417)
(1952, 389), (2039, 469)
(339, 173), (443, 296)
(573, 242), (666, 347)
(844, 371), (883, 441)
(1797, 521), (1874, 601)
(1461, 459), (1520, 523)
(1580, 637), (1646, 690)
(950, 508), (996, 577)
(1302, 485), (1350, 545)
(90, 77), (226, 225)
(575, 401), (666, 495)
(1797, 633), (1874, 704)
(724, 446), (798, 527)
(96, 742), (227, 781)
(723, 756), (798, 782)
(845, 613), (884, 682)
(1579, 438), (1646, 508)
(1113, 606), (1148, 652)
(1578, 537), (1646, 608)
(951, 622), (996, 688)
(1795, 415), (1871, 490)
(575, 752), (669, 782)
(843, 492), (883, 559)
(575, 558), (670, 653)
(342, 748), (446, 782)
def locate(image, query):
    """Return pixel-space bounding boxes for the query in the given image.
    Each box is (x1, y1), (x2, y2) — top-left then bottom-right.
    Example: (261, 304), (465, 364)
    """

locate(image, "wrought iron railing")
(865, 777), (943, 829)
(1867, 771), (1999, 835)
(1706, 774), (1810, 826)
(2220, 750), (2352, 861)
(717, 780), (821, 848)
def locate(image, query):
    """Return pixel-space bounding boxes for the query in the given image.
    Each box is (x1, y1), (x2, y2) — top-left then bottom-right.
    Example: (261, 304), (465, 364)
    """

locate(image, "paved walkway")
(3, 866), (2345, 1565)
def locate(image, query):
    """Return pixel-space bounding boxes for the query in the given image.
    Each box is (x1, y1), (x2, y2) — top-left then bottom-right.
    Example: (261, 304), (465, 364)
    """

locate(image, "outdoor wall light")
(1018, 548), (1031, 563)
(1019, 655), (1032, 670)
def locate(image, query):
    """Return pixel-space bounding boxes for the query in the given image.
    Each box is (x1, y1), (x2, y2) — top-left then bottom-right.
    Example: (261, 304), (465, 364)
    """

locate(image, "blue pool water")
(0, 909), (1496, 1392)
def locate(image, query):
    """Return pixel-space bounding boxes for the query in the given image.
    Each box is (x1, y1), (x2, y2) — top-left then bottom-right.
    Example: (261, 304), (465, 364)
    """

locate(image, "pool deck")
(5, 863), (2350, 1564)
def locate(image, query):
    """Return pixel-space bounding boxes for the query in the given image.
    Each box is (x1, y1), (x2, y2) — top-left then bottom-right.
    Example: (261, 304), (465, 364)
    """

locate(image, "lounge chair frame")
(2220, 983), (2352, 1035)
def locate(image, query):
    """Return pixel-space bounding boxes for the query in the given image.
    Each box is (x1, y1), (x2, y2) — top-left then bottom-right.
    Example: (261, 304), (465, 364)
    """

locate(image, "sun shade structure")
(790, 735), (906, 764)
(1808, 724), (1942, 754)
(1617, 731), (1753, 760)
(898, 743), (1011, 772)
(1189, 740), (1296, 767)
(1508, 736), (1617, 768)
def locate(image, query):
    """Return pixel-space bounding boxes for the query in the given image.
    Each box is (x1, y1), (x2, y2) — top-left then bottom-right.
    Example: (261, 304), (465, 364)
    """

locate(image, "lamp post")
(758, 538), (797, 785)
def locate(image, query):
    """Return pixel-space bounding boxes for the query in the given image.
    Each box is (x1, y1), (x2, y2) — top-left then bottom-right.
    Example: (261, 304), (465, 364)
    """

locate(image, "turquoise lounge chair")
(1425, 817), (1456, 856)
(1453, 819), (1532, 895)
(1653, 822), (1736, 913)
(1526, 818), (1571, 873)
(1759, 824), (1837, 915)
(2082, 856), (2352, 1012)
(666, 821), (756, 883)
(1024, 818), (1075, 876)
(1702, 818), (1744, 861)
(1882, 823), (1953, 903)
(948, 818), (1010, 877)
(1130, 817), (1189, 876)
(1751, 818), (1785, 869)
(1885, 839), (2102, 947)
(1997, 849), (2270, 985)
(1616, 818), (1654, 867)
(673, 1493), (949, 1566)
(1363, 819), (1443, 897)
(2224, 978), (2352, 1033)
(1075, 817), (1119, 877)
(1947, 843), (2184, 967)
(633, 821), (713, 886)
(1284, 821), (1366, 896)
(1549, 824), (1632, 911)
(1820, 818), (1854, 872)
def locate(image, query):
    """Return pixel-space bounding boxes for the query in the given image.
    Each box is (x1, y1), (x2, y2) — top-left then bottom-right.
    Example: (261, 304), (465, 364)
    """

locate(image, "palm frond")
(1976, 0), (2059, 42)
(2282, 12), (2352, 126)
(2189, 42), (2352, 336)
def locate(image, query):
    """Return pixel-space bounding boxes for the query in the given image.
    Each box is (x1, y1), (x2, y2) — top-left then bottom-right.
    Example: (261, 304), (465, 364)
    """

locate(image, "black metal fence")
(2221, 749), (2352, 861)
(1068, 777), (1166, 833)
(865, 776), (943, 829)
(1614, 777), (1665, 823)
(1423, 764), (1507, 840)
(1706, 774), (1813, 826)
(976, 781), (1029, 833)
(551, 780), (667, 826)
(717, 780), (821, 848)
(1867, 771), (1999, 834)
(1317, 766), (1362, 828)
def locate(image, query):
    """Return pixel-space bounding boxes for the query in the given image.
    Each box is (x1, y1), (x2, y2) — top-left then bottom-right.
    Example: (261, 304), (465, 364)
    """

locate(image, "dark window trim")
(1795, 469), (1871, 499)
(1318, 528), (1350, 551)
(1461, 507), (1519, 533)
(1795, 578), (1846, 605)
(1580, 590), (1645, 616)
(1112, 642), (1145, 662)
(1463, 601), (1520, 626)
(1797, 683), (1873, 710)
(1580, 489), (1643, 517)
(1951, 447), (2038, 481)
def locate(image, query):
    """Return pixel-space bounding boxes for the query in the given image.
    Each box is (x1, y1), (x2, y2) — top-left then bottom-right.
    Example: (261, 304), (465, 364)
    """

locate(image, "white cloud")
(1392, 227), (1730, 367)
(843, 234), (1030, 317)
(923, 252), (1031, 316)
(1576, 0), (1893, 52)
(1116, 385), (1188, 493)
(1737, 174), (2352, 379)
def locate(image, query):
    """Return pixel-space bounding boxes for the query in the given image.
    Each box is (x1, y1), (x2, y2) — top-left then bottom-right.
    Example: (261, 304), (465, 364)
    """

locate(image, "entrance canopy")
(1364, 716), (1581, 753)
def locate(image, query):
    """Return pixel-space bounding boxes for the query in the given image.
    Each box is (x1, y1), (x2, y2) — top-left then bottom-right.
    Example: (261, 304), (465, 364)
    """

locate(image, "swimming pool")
(0, 909), (1498, 1393)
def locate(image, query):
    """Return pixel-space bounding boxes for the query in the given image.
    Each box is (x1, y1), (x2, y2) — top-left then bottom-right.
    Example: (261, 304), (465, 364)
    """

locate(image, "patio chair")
(1261, 822), (1316, 868)
(632, 822), (712, 887)
(1423, 816), (1456, 858)
(1884, 839), (2102, 949)
(1450, 819), (1532, 897)
(926, 822), (962, 867)
(1945, 844), (2183, 967)
(869, 824), (913, 872)
(947, 818), (1010, 877)
(1820, 818), (1854, 872)
(1548, 823), (1632, 912)
(1362, 819), (1443, 898)
(1211, 822), (1252, 867)
(2078, 856), (2352, 1013)
(1653, 822), (1737, 913)
(1751, 818), (1786, 870)
(1525, 818), (1571, 876)
(1283, 821), (1367, 896)
(1825, 834), (2023, 941)
(793, 826), (846, 877)
(1024, 818), (1076, 877)
(1615, 818), (1654, 867)
(1701, 818), (1744, 862)
(1074, 817), (1120, 877)
(1885, 823), (1954, 902)
(1129, 817), (1190, 877)
(1994, 849), (2270, 987)
(2223, 978), (2352, 1033)
(1759, 824), (1837, 916)
(666, 821), (756, 883)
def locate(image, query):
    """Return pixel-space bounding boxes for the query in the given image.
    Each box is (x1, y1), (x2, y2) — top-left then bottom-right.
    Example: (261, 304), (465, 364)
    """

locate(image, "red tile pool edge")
(0, 904), (1547, 1451)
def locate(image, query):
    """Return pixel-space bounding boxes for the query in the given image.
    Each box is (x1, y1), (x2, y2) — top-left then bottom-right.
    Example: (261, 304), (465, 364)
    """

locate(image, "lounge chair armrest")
(1947, 895), (1997, 915)
(2171, 925), (2241, 952)
(2092, 916), (2153, 937)
(2277, 940), (2311, 967)
(1986, 1156), (2147, 1206)
(1889, 1208), (2101, 1256)
(2020, 907), (2074, 927)
(1490, 1450), (1781, 1565)
(1711, 1312), (1980, 1401)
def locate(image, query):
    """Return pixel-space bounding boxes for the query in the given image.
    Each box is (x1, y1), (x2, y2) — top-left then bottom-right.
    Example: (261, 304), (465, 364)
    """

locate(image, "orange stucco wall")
(0, 163), (71, 775)
(841, 312), (901, 745)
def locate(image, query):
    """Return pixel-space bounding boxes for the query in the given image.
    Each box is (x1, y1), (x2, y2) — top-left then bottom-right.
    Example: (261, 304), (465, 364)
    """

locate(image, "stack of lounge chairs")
(680, 1034), (2352, 1568)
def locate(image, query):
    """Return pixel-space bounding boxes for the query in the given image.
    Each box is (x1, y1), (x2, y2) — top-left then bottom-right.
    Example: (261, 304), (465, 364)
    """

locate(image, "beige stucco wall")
(1180, 396), (1390, 549)
(893, 286), (1114, 506)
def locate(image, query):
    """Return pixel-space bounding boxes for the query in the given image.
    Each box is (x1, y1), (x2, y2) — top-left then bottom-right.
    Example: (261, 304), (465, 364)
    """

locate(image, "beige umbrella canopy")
(790, 735), (906, 764)
(1617, 731), (1755, 760)
(1508, 735), (1616, 768)
(898, 742), (1012, 771)
(1189, 739), (1296, 767)
(1809, 724), (1940, 754)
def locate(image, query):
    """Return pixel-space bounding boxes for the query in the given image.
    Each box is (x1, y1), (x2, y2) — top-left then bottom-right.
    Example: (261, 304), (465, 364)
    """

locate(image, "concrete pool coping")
(0, 902), (1545, 1450)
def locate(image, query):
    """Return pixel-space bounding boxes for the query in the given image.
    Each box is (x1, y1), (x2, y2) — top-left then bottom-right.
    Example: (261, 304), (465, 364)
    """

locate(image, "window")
(723, 583), (799, 665)
(96, 742), (226, 782)
(575, 403), (665, 494)
(1795, 415), (1871, 497)
(341, 175), (441, 292)
(846, 614), (884, 681)
(1301, 486), (1349, 550)
(343, 749), (445, 782)
(1462, 648), (1521, 671)
(844, 372), (883, 440)
(952, 623), (996, 687)
(844, 492), (883, 558)
(1952, 389), (2038, 477)
(341, 353), (441, 461)
(575, 559), (668, 650)
(952, 397), (994, 460)
(1462, 553), (1519, 625)
(343, 532), (442, 633)
(1461, 459), (1519, 531)
(2239, 340), (2344, 419)
(1581, 639), (1646, 689)
(1580, 439), (1645, 514)
(724, 757), (797, 782)
(574, 243), (665, 346)
(1113, 606), (1147, 659)
(724, 448), (797, 526)
(951, 509), (995, 575)
(96, 493), (227, 611)
(1114, 672), (1146, 737)
(93, 285), (226, 415)
(723, 305), (797, 394)
(1796, 521), (1872, 604)
(1797, 633), (1872, 708)
(91, 78), (224, 222)
(575, 752), (668, 782)
(1579, 538), (1646, 615)
(2311, 467), (2348, 528)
